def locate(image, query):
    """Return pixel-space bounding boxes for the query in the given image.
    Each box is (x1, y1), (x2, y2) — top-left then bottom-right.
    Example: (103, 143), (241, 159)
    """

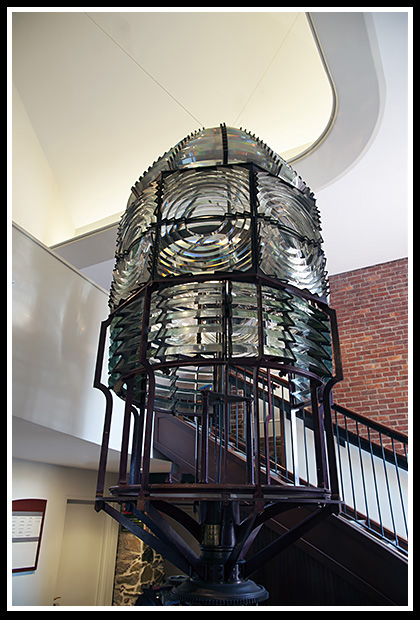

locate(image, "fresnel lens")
(95, 124), (342, 605)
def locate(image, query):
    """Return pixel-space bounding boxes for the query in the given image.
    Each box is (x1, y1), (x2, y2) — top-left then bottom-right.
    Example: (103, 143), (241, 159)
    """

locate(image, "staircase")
(153, 368), (408, 606)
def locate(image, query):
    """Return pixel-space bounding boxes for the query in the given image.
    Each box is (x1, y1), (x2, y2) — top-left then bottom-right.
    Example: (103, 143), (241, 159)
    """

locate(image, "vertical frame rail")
(118, 377), (134, 486)
(94, 317), (114, 502)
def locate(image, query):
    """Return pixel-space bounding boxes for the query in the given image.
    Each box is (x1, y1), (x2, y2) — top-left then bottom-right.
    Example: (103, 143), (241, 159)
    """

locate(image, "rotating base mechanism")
(169, 503), (269, 606)
(171, 576), (268, 606)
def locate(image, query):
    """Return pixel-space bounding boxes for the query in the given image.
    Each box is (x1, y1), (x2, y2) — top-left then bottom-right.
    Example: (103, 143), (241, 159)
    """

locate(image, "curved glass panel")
(161, 167), (250, 220)
(156, 167), (252, 277)
(230, 281), (259, 357)
(109, 231), (154, 310)
(289, 374), (312, 404)
(108, 294), (145, 395)
(157, 217), (252, 277)
(256, 171), (322, 243)
(155, 366), (214, 415)
(260, 286), (295, 361)
(148, 282), (225, 362)
(261, 285), (332, 381)
(170, 126), (224, 169)
(116, 182), (158, 257)
(225, 126), (282, 176)
(127, 125), (310, 208)
(259, 222), (328, 299)
(287, 293), (332, 379)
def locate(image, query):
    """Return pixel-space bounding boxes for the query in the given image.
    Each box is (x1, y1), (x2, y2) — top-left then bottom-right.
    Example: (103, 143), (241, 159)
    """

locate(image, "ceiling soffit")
(50, 12), (384, 276)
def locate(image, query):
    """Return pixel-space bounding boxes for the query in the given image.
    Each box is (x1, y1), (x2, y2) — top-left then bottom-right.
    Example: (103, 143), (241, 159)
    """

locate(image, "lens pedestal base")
(170, 575), (268, 606)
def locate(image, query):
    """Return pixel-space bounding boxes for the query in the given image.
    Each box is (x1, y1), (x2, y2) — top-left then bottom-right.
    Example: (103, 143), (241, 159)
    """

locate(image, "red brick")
(329, 258), (408, 436)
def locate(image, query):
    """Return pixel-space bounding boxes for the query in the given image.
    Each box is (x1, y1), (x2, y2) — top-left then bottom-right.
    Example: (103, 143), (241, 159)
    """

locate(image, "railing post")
(245, 394), (255, 485)
(264, 370), (273, 484)
(310, 380), (328, 489)
(200, 389), (210, 483)
(118, 377), (134, 486)
(139, 362), (156, 502)
(321, 384), (341, 501)
(253, 367), (262, 488)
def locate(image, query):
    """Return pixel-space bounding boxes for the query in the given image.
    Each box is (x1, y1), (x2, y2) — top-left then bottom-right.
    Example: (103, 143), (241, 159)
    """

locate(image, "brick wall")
(329, 258), (408, 435)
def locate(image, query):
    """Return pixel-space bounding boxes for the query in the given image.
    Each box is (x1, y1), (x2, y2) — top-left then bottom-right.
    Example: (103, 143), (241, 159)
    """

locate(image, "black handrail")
(202, 368), (409, 553)
(330, 401), (408, 553)
(332, 402), (408, 446)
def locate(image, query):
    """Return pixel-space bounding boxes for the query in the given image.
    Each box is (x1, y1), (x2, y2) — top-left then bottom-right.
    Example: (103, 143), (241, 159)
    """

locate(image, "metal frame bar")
(95, 295), (341, 503)
(94, 160), (347, 589)
(97, 501), (198, 577)
(118, 377), (134, 486)
(243, 505), (334, 577)
(94, 317), (114, 502)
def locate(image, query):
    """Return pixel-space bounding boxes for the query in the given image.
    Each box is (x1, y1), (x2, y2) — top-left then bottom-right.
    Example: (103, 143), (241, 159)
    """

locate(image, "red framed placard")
(12, 499), (47, 573)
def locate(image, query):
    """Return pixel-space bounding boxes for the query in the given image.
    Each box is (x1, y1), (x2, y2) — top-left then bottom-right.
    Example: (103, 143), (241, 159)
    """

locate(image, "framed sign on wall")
(12, 499), (47, 573)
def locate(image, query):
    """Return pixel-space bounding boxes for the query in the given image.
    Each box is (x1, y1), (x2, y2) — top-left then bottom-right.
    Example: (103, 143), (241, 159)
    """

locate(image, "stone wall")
(113, 527), (165, 606)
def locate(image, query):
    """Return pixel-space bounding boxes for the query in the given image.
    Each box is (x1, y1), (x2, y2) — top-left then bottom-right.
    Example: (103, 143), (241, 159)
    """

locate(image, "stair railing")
(180, 367), (408, 555)
(331, 402), (408, 553)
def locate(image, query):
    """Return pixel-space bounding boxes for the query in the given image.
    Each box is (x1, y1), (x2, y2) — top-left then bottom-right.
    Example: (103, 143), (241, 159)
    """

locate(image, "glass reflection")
(116, 182), (158, 257)
(109, 232), (154, 310)
(107, 126), (334, 411)
(259, 222), (328, 299)
(256, 171), (322, 243)
(154, 366), (214, 415)
(157, 217), (252, 277)
(108, 294), (145, 398)
(161, 167), (250, 220)
(170, 126), (224, 169)
(230, 282), (259, 357)
(148, 282), (224, 362)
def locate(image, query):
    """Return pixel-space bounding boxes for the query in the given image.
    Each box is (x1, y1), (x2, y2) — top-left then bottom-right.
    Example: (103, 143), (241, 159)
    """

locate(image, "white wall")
(280, 415), (408, 540)
(317, 12), (409, 276)
(12, 83), (75, 247)
(11, 458), (119, 607)
(10, 225), (134, 608)
(12, 223), (124, 450)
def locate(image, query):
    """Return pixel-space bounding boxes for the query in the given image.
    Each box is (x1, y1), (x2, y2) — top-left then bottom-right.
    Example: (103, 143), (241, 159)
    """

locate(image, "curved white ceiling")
(11, 10), (335, 237)
(11, 10), (409, 282)
(293, 12), (385, 191)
